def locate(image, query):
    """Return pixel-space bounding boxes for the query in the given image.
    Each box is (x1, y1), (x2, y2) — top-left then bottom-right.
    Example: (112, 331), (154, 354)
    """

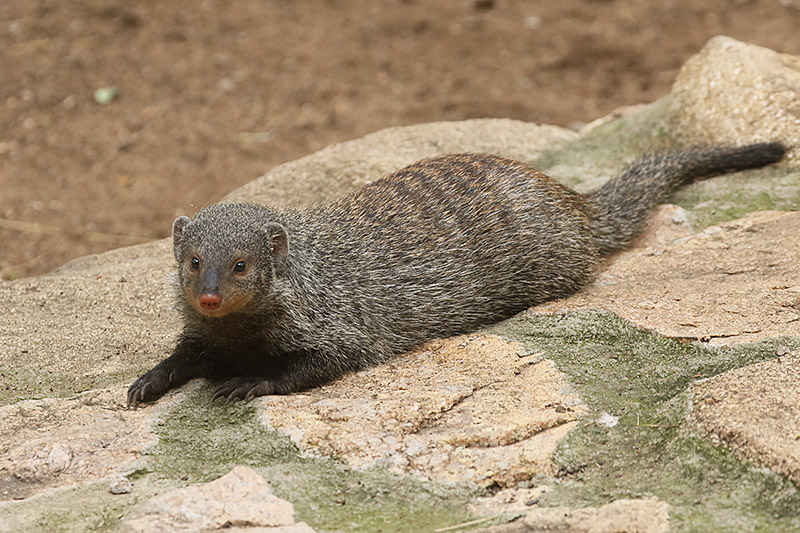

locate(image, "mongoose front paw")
(127, 368), (174, 408)
(211, 377), (274, 403)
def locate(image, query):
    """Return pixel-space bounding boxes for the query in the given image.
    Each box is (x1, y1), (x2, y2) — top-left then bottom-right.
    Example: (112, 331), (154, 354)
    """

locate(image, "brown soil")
(2, 0), (799, 279)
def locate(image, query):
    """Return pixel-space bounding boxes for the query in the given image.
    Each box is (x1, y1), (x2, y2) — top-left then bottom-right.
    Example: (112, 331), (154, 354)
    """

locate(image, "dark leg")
(210, 351), (351, 402)
(127, 338), (214, 407)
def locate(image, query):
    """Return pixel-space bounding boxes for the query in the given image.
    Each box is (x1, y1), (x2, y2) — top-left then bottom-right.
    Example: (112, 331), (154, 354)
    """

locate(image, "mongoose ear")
(265, 222), (289, 267)
(172, 216), (192, 262)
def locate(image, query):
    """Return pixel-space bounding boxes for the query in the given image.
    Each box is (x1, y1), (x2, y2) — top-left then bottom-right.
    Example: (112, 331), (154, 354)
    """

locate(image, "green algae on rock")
(492, 310), (800, 532)
(145, 385), (481, 532)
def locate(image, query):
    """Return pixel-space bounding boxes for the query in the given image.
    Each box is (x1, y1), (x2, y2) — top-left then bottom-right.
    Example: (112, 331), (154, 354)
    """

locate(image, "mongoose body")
(128, 144), (785, 406)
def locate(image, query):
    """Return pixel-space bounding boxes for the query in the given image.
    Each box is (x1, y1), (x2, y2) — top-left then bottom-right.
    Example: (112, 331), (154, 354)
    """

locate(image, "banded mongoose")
(128, 143), (786, 406)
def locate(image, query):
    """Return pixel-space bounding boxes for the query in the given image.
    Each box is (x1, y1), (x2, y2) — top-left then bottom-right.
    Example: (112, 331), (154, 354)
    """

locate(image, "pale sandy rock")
(257, 334), (584, 487)
(223, 119), (578, 207)
(689, 351), (800, 485)
(578, 103), (649, 136)
(121, 466), (313, 533)
(0, 239), (180, 402)
(500, 498), (670, 533)
(110, 476), (134, 494)
(669, 36), (800, 159)
(623, 204), (694, 249)
(0, 386), (175, 499)
(471, 492), (670, 532)
(536, 210), (800, 345)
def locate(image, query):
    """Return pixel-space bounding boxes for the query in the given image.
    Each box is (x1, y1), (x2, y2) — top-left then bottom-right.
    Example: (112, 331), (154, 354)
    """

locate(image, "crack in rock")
(256, 334), (585, 487)
(0, 386), (176, 500)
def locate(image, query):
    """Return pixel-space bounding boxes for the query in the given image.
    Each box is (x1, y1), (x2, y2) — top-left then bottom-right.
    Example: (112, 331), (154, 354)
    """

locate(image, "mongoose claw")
(211, 377), (274, 403)
(127, 368), (171, 408)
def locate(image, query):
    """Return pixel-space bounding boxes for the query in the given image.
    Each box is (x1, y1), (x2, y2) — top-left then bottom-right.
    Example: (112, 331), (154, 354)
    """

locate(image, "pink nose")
(199, 293), (222, 311)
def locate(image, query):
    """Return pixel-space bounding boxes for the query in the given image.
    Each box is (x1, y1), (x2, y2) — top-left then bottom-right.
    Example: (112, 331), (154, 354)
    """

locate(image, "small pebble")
(94, 86), (119, 105)
(597, 412), (619, 428)
(109, 477), (132, 494)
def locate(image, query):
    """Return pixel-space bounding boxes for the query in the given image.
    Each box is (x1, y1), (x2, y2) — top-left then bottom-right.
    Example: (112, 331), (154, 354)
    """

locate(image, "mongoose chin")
(128, 143), (786, 407)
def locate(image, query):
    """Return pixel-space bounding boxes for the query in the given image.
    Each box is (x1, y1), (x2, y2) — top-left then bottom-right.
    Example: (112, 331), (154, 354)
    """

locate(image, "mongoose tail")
(587, 142), (786, 255)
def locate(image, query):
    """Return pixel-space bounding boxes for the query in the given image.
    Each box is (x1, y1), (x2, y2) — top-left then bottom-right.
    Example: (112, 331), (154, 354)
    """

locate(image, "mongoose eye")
(190, 257), (200, 270)
(233, 260), (247, 273)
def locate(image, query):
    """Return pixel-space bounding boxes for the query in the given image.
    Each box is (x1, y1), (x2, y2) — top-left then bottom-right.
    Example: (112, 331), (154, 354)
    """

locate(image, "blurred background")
(2, 0), (800, 279)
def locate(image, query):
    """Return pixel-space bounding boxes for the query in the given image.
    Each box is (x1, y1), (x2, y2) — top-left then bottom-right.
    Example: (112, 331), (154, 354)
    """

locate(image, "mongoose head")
(172, 203), (289, 319)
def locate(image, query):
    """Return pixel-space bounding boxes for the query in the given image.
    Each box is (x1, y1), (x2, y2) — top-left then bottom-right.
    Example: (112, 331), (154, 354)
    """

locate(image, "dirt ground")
(2, 0), (800, 279)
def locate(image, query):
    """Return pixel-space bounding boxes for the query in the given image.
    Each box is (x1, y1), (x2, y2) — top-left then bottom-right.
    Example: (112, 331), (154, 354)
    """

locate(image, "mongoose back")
(128, 143), (786, 406)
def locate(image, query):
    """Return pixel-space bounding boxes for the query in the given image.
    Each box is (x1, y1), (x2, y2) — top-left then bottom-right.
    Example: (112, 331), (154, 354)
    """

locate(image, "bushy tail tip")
(715, 142), (786, 172)
(588, 141), (787, 255)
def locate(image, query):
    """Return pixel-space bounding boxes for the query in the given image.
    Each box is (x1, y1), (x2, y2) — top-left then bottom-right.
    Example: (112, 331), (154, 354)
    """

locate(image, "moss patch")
(145, 385), (481, 532)
(0, 385), (485, 532)
(0, 364), (133, 407)
(491, 310), (800, 532)
(532, 97), (681, 192)
(0, 480), (158, 533)
(531, 98), (800, 231)
(672, 167), (800, 230)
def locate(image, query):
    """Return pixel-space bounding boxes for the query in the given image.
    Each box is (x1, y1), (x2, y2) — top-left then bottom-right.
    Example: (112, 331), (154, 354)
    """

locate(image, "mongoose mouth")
(190, 293), (254, 318)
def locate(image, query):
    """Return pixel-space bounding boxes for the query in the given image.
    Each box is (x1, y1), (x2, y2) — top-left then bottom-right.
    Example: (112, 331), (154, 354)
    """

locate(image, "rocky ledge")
(1, 36), (799, 532)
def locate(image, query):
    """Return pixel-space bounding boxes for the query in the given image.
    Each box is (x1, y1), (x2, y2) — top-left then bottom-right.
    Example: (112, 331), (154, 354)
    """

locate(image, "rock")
(0, 239), (180, 405)
(110, 476), (133, 495)
(468, 486), (552, 516)
(222, 119), (578, 208)
(0, 387), (174, 499)
(120, 466), (313, 532)
(487, 498), (670, 533)
(669, 36), (800, 156)
(689, 351), (800, 485)
(257, 334), (584, 487)
(535, 210), (800, 344)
